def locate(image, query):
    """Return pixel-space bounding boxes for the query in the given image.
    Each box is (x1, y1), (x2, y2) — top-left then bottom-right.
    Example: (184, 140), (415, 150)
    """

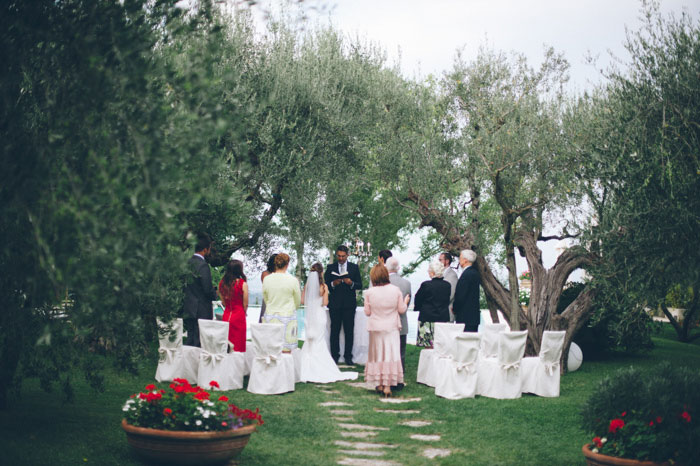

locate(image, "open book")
(331, 271), (349, 278)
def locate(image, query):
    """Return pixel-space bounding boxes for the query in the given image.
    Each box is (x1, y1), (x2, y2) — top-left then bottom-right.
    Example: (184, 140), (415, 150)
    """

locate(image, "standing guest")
(364, 264), (408, 397)
(377, 249), (393, 266)
(386, 257), (411, 389)
(440, 252), (459, 322)
(262, 253), (301, 352)
(414, 260), (451, 348)
(324, 245), (363, 365)
(218, 260), (248, 352)
(259, 254), (277, 323)
(183, 233), (218, 347)
(453, 249), (481, 332)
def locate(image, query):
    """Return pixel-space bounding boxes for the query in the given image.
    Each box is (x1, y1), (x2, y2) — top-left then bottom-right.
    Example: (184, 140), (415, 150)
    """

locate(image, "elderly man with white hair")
(413, 260), (452, 348)
(386, 257), (411, 388)
(453, 249), (481, 332)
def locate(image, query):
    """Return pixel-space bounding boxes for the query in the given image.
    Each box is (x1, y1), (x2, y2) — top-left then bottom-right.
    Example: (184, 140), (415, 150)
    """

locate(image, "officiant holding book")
(324, 245), (363, 365)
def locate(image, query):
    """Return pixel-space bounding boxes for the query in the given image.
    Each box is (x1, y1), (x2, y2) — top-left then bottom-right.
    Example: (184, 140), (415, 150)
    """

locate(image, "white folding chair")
(521, 330), (566, 397)
(478, 323), (509, 360)
(155, 318), (200, 383)
(197, 320), (245, 391)
(480, 310), (510, 331)
(435, 333), (481, 400)
(247, 323), (295, 395)
(416, 322), (465, 387)
(477, 330), (528, 399)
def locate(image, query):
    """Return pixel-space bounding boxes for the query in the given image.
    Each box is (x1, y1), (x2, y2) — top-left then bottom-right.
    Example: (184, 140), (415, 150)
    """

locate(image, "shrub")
(580, 363), (699, 464)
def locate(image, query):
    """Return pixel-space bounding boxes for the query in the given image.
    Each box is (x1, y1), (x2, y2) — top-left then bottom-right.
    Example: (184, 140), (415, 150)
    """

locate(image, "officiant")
(324, 245), (363, 365)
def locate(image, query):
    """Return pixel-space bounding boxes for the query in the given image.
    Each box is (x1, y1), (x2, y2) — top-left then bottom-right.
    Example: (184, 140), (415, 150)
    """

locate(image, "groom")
(325, 245), (363, 365)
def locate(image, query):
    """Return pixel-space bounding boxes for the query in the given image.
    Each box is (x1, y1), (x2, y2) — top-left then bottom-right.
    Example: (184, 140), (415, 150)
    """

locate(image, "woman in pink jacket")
(364, 264), (409, 397)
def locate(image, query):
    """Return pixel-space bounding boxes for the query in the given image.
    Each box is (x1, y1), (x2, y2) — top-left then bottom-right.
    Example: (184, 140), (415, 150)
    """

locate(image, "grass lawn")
(2, 324), (699, 465)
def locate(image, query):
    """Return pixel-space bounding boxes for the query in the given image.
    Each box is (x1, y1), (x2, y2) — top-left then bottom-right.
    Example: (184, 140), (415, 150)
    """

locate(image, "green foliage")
(581, 363), (699, 463)
(665, 284), (694, 310)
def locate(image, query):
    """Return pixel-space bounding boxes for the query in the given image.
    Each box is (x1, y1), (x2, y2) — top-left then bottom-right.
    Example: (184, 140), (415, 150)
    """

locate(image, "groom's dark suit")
(324, 260), (363, 363)
(183, 254), (217, 347)
(453, 265), (481, 332)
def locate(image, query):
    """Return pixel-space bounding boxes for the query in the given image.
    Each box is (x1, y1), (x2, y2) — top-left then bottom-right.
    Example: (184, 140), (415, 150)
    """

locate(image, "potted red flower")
(122, 379), (263, 465)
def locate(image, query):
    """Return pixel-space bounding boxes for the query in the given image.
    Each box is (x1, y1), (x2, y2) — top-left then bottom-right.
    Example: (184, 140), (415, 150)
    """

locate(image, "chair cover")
(480, 310), (510, 331)
(477, 330), (528, 399)
(155, 318), (184, 383)
(521, 330), (566, 397)
(247, 323), (295, 395)
(197, 320), (245, 391)
(416, 322), (465, 387)
(479, 323), (509, 359)
(435, 333), (481, 399)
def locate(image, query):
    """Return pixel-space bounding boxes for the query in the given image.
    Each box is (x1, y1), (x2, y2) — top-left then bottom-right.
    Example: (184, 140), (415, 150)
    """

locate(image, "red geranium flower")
(649, 421), (654, 426)
(173, 378), (189, 384)
(145, 384), (156, 391)
(609, 418), (625, 433)
(621, 411), (626, 417)
(218, 395), (229, 402)
(209, 381), (220, 388)
(681, 411), (691, 423)
(163, 408), (172, 416)
(593, 436), (603, 448)
(194, 391), (210, 401)
(221, 421), (228, 427)
(656, 416), (662, 423)
(173, 385), (185, 393)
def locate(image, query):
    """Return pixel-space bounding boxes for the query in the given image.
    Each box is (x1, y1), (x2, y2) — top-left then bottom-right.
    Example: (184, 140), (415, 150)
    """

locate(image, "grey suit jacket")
(389, 273), (412, 336)
(183, 255), (217, 320)
(443, 267), (458, 307)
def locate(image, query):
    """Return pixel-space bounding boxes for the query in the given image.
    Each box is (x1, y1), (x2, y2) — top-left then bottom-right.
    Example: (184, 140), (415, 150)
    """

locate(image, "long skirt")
(365, 329), (404, 387)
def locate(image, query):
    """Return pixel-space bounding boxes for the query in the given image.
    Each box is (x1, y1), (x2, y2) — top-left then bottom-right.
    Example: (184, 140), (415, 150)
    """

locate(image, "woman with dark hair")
(298, 263), (358, 383)
(363, 264), (408, 397)
(262, 253), (301, 352)
(218, 259), (248, 352)
(259, 254), (277, 323)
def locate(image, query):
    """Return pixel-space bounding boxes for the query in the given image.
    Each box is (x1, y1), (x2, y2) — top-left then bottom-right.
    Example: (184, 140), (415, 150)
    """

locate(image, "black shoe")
(391, 383), (405, 391)
(345, 359), (354, 365)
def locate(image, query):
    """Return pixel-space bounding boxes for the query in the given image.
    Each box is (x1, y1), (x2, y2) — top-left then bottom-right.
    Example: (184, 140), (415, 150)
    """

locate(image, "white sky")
(238, 0), (699, 290)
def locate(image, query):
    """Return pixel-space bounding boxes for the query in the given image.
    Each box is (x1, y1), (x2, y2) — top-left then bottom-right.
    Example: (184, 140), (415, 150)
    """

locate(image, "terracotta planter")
(582, 444), (670, 466)
(520, 279), (532, 290)
(122, 419), (256, 465)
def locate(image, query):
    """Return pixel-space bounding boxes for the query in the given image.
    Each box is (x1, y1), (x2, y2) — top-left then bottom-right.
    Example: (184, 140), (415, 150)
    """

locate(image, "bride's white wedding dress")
(299, 272), (358, 383)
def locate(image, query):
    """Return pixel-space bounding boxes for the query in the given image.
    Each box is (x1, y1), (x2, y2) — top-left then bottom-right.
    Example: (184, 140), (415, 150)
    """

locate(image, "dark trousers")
(330, 306), (355, 362)
(400, 334), (407, 372)
(183, 317), (200, 347)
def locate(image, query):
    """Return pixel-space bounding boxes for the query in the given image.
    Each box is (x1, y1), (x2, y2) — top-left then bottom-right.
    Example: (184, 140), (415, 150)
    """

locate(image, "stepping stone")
(346, 382), (374, 389)
(338, 423), (389, 431)
(320, 390), (341, 394)
(334, 441), (397, 449)
(338, 364), (355, 369)
(379, 397), (421, 404)
(333, 417), (354, 422)
(374, 409), (420, 414)
(399, 420), (432, 427)
(422, 448), (451, 459)
(338, 450), (386, 457)
(330, 409), (356, 415)
(319, 401), (352, 407)
(340, 431), (378, 439)
(338, 458), (401, 466)
(410, 434), (441, 441)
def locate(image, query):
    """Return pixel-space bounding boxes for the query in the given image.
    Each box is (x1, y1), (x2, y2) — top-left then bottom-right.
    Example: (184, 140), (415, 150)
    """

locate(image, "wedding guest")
(454, 249), (481, 332)
(262, 253), (301, 352)
(414, 260), (451, 348)
(386, 257), (411, 382)
(183, 233), (217, 347)
(440, 252), (459, 321)
(364, 264), (408, 397)
(324, 245), (363, 365)
(377, 249), (392, 265)
(218, 260), (248, 352)
(259, 253), (277, 323)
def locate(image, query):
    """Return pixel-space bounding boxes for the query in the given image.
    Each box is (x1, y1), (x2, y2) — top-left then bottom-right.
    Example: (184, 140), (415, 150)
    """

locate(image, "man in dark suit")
(183, 233), (217, 347)
(324, 245), (363, 365)
(453, 249), (481, 332)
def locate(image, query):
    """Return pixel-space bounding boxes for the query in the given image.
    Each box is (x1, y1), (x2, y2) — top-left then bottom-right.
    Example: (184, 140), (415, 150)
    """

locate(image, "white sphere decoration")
(568, 342), (583, 372)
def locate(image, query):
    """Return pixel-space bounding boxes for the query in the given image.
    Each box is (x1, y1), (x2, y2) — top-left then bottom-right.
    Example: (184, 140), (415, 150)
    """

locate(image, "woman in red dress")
(218, 260), (248, 352)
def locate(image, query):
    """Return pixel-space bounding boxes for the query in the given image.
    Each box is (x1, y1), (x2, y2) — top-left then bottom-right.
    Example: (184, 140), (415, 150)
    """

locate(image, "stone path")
(316, 380), (452, 464)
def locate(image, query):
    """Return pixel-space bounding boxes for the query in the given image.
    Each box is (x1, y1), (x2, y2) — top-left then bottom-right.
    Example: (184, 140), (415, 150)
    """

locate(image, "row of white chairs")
(417, 323), (566, 400)
(155, 319), (296, 395)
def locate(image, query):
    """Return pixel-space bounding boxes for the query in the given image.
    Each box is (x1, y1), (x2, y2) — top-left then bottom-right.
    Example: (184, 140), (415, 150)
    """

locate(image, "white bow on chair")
(455, 362), (476, 374)
(201, 350), (225, 366)
(543, 361), (559, 376)
(502, 361), (520, 372)
(256, 354), (279, 366)
(158, 347), (179, 364)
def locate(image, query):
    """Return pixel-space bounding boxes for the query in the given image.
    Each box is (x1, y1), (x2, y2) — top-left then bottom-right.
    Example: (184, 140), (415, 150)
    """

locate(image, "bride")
(299, 263), (358, 383)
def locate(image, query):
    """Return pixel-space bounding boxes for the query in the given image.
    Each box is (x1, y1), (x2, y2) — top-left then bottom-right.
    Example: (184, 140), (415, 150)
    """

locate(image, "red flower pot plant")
(121, 379), (263, 465)
(580, 363), (698, 465)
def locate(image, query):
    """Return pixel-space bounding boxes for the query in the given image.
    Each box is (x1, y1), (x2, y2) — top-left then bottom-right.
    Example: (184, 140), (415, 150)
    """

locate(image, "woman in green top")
(261, 252), (301, 352)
